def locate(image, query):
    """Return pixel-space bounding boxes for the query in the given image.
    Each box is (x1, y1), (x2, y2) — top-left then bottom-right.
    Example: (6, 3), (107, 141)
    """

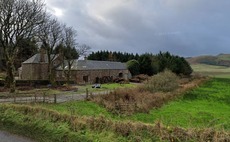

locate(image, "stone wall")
(20, 56), (62, 80)
(20, 63), (48, 80)
(55, 69), (129, 84)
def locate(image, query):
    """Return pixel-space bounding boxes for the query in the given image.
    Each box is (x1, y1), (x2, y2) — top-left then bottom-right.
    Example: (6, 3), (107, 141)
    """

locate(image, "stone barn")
(19, 53), (130, 84)
(19, 53), (62, 80)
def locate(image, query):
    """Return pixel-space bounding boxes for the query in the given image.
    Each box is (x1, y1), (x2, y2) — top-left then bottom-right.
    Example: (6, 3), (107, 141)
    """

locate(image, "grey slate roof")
(56, 60), (127, 70)
(23, 54), (58, 64)
(23, 53), (127, 70)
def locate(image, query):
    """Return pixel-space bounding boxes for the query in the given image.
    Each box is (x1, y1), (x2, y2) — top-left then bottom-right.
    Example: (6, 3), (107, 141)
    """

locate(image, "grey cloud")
(44, 0), (230, 57)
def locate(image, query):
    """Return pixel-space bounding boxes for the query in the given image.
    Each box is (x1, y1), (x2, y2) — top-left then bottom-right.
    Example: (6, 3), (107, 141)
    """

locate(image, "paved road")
(0, 91), (111, 103)
(0, 130), (35, 142)
(0, 91), (111, 141)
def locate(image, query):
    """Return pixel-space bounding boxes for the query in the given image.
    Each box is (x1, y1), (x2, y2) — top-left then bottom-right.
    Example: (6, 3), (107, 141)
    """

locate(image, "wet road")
(0, 130), (35, 142)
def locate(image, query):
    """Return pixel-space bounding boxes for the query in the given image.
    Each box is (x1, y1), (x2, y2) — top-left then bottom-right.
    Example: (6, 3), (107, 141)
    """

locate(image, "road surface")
(0, 91), (111, 103)
(0, 130), (35, 142)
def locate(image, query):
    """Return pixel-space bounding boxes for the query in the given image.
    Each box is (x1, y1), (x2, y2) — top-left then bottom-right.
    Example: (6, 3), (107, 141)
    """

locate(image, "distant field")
(217, 54), (230, 61)
(191, 64), (230, 78)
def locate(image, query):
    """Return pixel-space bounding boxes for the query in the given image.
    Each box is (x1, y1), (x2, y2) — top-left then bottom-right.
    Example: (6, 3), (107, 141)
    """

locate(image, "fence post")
(134, 103), (137, 112)
(43, 92), (45, 103)
(114, 90), (117, 101)
(34, 94), (37, 103)
(54, 94), (57, 103)
(85, 88), (89, 100)
(14, 94), (16, 103)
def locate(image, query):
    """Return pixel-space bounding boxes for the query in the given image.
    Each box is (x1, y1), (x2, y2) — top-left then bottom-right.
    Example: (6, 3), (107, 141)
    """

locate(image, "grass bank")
(128, 78), (230, 129)
(1, 104), (229, 142)
(0, 104), (130, 142)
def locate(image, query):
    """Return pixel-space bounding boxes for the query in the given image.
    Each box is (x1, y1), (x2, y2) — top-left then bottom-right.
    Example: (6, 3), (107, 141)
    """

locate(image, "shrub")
(127, 59), (140, 76)
(91, 70), (203, 115)
(143, 70), (179, 93)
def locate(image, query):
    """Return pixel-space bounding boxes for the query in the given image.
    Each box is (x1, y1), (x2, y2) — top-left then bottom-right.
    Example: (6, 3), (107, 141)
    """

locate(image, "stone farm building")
(19, 53), (130, 84)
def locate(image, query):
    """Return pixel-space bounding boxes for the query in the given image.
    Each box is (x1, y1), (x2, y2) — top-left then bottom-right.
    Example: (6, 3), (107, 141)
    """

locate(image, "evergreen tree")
(156, 52), (192, 75)
(138, 54), (154, 76)
(88, 50), (192, 76)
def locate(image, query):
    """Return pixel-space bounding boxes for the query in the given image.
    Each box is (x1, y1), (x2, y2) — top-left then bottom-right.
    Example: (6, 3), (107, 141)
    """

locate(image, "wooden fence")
(0, 94), (57, 104)
(115, 102), (137, 115)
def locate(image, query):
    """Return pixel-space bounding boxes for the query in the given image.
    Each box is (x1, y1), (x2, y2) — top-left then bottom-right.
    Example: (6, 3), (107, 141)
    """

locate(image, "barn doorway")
(83, 76), (89, 83)
(95, 77), (100, 83)
(119, 72), (123, 78)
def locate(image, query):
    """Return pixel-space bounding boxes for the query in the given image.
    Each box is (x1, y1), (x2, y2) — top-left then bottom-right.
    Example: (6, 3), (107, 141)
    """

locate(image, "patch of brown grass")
(91, 74), (207, 115)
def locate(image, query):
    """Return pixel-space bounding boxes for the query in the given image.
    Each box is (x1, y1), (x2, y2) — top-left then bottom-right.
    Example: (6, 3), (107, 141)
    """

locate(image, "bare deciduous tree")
(78, 44), (91, 58)
(61, 26), (79, 84)
(38, 16), (63, 85)
(0, 0), (45, 92)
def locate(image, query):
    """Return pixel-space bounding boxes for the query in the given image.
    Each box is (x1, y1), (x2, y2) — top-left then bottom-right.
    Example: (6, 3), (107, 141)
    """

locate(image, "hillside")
(187, 54), (230, 66)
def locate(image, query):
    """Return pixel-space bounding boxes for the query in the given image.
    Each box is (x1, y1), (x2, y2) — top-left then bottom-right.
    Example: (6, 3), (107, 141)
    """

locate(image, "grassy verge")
(0, 103), (229, 142)
(0, 104), (129, 142)
(39, 101), (114, 118)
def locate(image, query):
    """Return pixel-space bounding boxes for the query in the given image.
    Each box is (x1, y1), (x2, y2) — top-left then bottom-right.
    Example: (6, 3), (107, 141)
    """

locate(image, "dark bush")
(127, 59), (140, 76)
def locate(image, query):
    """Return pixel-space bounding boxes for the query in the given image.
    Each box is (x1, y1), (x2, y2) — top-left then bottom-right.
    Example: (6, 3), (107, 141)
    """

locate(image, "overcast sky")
(44, 0), (230, 57)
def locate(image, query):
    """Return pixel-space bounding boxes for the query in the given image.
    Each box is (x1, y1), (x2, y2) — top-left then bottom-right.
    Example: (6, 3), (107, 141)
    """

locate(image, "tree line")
(88, 51), (193, 76)
(88, 51), (140, 62)
(0, 0), (89, 92)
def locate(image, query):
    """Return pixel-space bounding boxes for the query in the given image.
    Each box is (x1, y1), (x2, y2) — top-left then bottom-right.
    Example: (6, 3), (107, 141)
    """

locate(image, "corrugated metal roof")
(23, 54), (59, 64)
(56, 60), (127, 70)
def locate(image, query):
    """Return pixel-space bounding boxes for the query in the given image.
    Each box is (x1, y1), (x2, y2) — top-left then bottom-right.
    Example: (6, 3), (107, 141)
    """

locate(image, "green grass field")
(0, 83), (136, 98)
(191, 64), (230, 78)
(1, 78), (230, 141)
(75, 83), (136, 94)
(128, 78), (230, 129)
(38, 78), (230, 130)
